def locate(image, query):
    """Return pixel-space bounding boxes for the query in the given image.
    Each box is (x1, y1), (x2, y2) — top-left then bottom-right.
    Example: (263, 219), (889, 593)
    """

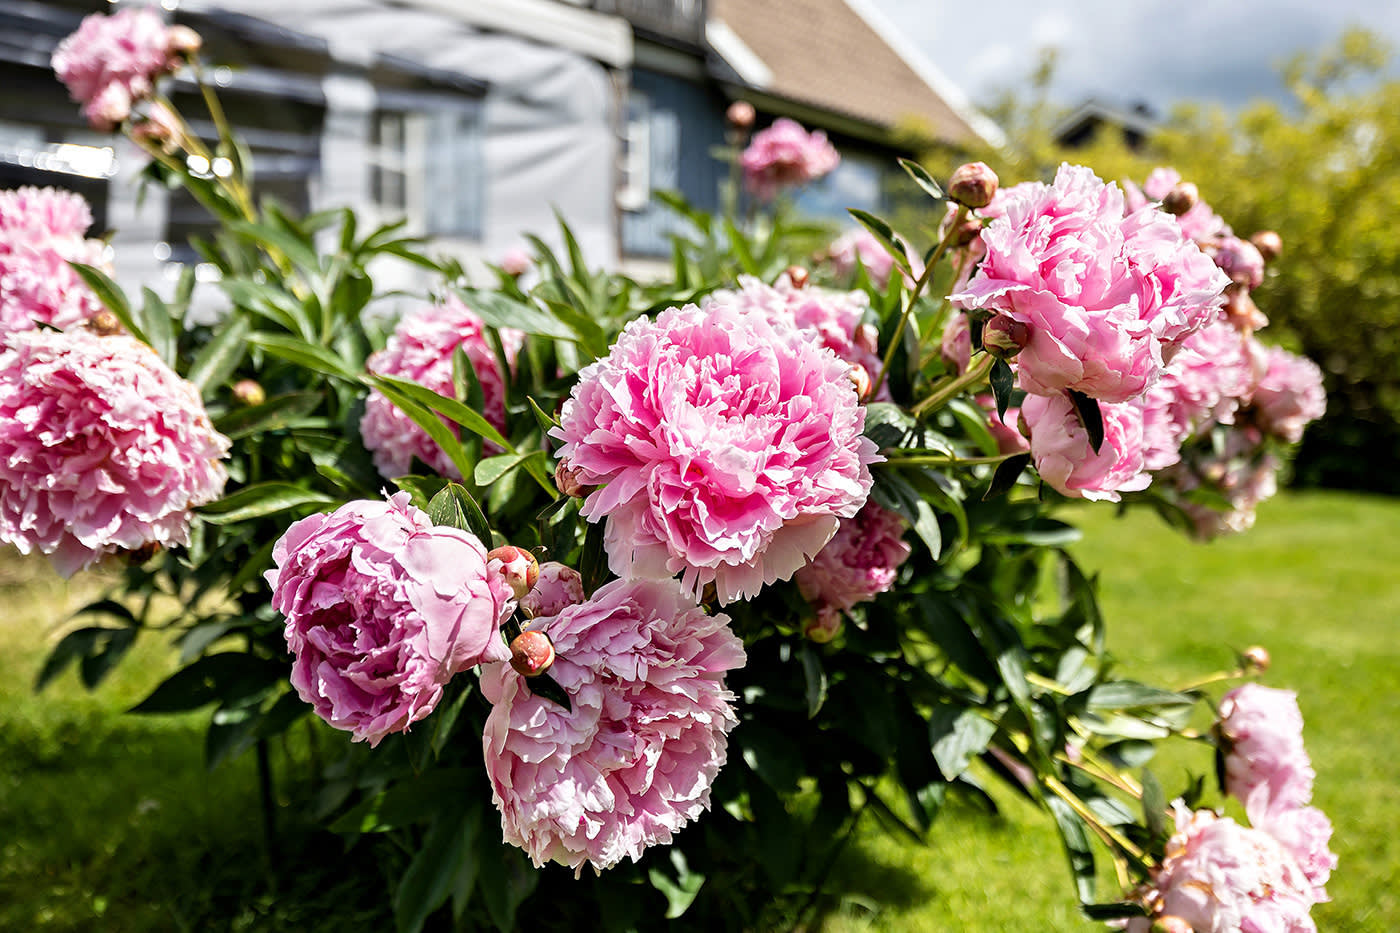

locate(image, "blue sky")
(869, 0), (1400, 116)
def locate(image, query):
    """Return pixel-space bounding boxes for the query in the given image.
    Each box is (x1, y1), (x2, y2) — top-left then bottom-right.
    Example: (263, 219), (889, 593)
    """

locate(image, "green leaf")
(426, 483), (492, 544)
(34, 625), (136, 692)
(928, 705), (998, 780)
(1081, 902), (1151, 921)
(983, 453), (1032, 500)
(186, 311), (251, 392)
(1141, 767), (1167, 840)
(138, 286), (178, 366)
(523, 670), (572, 712)
(1046, 794), (1096, 904)
(799, 641), (828, 718)
(71, 263), (144, 344)
(227, 218), (322, 272)
(1068, 388), (1105, 454)
(648, 849), (705, 920)
(990, 357), (1016, 421)
(898, 157), (945, 201)
(457, 288), (578, 341)
(198, 482), (335, 525)
(130, 653), (287, 714)
(393, 807), (481, 933)
(579, 519), (608, 595)
(367, 374), (512, 451)
(863, 401), (918, 450)
(739, 722), (802, 793)
(250, 333), (360, 381)
(847, 209), (914, 278)
(366, 378), (475, 481)
(215, 390), (325, 439)
(476, 844), (538, 933)
(1086, 681), (1196, 711)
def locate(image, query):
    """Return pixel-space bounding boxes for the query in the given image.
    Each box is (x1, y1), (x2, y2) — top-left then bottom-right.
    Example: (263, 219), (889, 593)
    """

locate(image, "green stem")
(872, 205), (965, 395)
(883, 451), (1019, 468)
(1043, 774), (1151, 870)
(912, 352), (995, 417)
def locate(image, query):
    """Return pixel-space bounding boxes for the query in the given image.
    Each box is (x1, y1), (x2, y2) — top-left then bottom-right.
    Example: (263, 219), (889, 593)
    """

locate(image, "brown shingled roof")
(709, 0), (984, 146)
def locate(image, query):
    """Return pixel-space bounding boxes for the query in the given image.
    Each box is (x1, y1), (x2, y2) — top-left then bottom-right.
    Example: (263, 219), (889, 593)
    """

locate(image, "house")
(1053, 98), (1159, 151)
(0, 0), (998, 290)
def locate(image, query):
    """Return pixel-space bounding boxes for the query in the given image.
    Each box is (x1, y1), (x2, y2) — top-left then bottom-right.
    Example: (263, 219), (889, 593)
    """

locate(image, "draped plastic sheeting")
(184, 0), (619, 266)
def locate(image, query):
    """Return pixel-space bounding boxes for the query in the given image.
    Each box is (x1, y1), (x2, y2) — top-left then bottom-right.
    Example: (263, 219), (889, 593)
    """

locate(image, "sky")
(869, 0), (1400, 118)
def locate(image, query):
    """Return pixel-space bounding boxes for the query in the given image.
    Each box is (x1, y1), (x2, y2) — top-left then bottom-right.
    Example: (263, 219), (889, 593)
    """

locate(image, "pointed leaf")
(72, 263), (144, 344)
(427, 483), (492, 544)
(984, 453), (1032, 500)
(198, 482), (335, 524)
(898, 157), (944, 201)
(1068, 388), (1105, 454)
(186, 311), (251, 392)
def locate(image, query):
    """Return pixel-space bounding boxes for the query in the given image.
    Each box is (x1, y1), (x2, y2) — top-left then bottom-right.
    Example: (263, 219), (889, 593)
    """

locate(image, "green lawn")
(2, 491), (1396, 930)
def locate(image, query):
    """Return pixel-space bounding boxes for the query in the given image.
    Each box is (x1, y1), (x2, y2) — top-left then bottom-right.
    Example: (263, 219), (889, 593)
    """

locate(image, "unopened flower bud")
(847, 364), (871, 400)
(489, 545), (540, 599)
(1223, 284), (1267, 333)
(166, 25), (203, 57)
(784, 265), (809, 288)
(982, 315), (1028, 359)
(509, 630), (555, 678)
(88, 309), (123, 336)
(500, 247), (530, 277)
(232, 378), (265, 407)
(947, 162), (998, 209)
(854, 322), (879, 355)
(1151, 917), (1193, 933)
(726, 100), (756, 129)
(804, 605), (843, 643)
(1250, 230), (1283, 262)
(1241, 645), (1271, 673)
(1162, 182), (1199, 216)
(555, 458), (590, 498)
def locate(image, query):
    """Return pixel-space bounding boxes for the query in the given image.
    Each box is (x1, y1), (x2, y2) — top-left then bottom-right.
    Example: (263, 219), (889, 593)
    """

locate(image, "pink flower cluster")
(1126, 805), (1320, 933)
(1248, 344), (1327, 444)
(711, 274), (886, 399)
(1020, 392), (1152, 503)
(51, 7), (186, 130)
(481, 577), (745, 873)
(0, 329), (228, 576)
(267, 493), (514, 747)
(740, 118), (840, 201)
(794, 500), (911, 616)
(360, 295), (520, 479)
(518, 561), (585, 619)
(0, 187), (107, 334)
(552, 301), (879, 604)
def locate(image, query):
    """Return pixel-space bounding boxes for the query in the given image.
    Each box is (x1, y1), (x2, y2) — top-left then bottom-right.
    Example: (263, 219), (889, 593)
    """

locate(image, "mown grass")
(2, 491), (1395, 930)
(826, 490), (1400, 931)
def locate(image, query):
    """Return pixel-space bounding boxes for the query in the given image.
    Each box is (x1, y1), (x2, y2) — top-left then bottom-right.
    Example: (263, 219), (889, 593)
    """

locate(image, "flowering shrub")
(1, 13), (1338, 932)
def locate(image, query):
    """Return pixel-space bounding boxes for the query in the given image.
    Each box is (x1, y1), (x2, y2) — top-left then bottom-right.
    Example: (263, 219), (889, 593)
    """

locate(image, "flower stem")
(912, 352), (995, 417)
(1043, 774), (1152, 870)
(883, 451), (1019, 468)
(872, 205), (966, 395)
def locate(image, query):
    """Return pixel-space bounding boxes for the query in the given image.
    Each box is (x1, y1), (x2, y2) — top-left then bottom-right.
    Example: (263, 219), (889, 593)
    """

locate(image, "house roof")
(706, 0), (1001, 149)
(1052, 98), (1160, 144)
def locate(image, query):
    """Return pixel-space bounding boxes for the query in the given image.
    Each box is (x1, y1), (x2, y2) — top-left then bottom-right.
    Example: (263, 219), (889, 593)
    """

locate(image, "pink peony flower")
(710, 274), (887, 399)
(1137, 167), (1227, 244)
(952, 164), (1224, 403)
(1168, 436), (1280, 540)
(1211, 235), (1266, 290)
(1136, 382), (1185, 473)
(267, 492), (513, 747)
(1219, 684), (1316, 817)
(518, 561), (585, 619)
(52, 7), (180, 130)
(940, 312), (972, 375)
(552, 301), (879, 604)
(1255, 806), (1338, 902)
(0, 329), (228, 576)
(1126, 806), (1318, 933)
(1021, 392), (1152, 502)
(740, 118), (840, 201)
(975, 393), (1030, 456)
(480, 577), (746, 873)
(794, 500), (911, 613)
(1157, 317), (1254, 438)
(0, 187), (107, 334)
(826, 227), (914, 289)
(360, 295), (521, 479)
(1247, 344), (1326, 444)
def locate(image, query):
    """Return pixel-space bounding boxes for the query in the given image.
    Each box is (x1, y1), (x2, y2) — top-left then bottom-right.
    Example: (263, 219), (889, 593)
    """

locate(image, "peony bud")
(982, 315), (1028, 359)
(804, 605), (843, 643)
(726, 100), (756, 129)
(231, 378), (266, 408)
(854, 322), (880, 355)
(554, 457), (590, 498)
(1241, 645), (1271, 673)
(1162, 182), (1199, 216)
(509, 630), (555, 678)
(500, 247), (530, 277)
(847, 364), (871, 400)
(1223, 285), (1267, 333)
(166, 25), (203, 57)
(489, 545), (540, 599)
(1250, 230), (1283, 262)
(951, 217), (983, 247)
(947, 162), (998, 209)
(88, 310), (123, 336)
(784, 265), (809, 288)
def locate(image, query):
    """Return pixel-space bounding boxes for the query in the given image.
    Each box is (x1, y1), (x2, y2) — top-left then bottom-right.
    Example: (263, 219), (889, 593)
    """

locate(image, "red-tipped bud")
(804, 605), (843, 643)
(726, 100), (756, 129)
(166, 25), (203, 57)
(1162, 182), (1199, 216)
(1242, 645), (1271, 673)
(1250, 230), (1283, 262)
(854, 322), (879, 355)
(509, 630), (555, 678)
(784, 265), (809, 288)
(88, 309), (123, 336)
(847, 364), (871, 400)
(982, 315), (1029, 359)
(555, 458), (590, 498)
(232, 379), (266, 408)
(489, 545), (540, 599)
(947, 162), (998, 209)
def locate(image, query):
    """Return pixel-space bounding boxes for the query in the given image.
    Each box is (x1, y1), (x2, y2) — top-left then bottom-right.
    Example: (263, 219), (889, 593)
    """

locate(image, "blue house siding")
(620, 68), (727, 258)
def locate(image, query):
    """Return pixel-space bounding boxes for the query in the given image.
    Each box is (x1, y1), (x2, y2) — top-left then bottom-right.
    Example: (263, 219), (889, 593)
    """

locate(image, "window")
(368, 102), (484, 239)
(792, 152), (887, 223)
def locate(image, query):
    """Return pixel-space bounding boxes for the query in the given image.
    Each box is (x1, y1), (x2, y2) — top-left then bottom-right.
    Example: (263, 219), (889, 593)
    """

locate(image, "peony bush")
(2, 10), (1337, 931)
